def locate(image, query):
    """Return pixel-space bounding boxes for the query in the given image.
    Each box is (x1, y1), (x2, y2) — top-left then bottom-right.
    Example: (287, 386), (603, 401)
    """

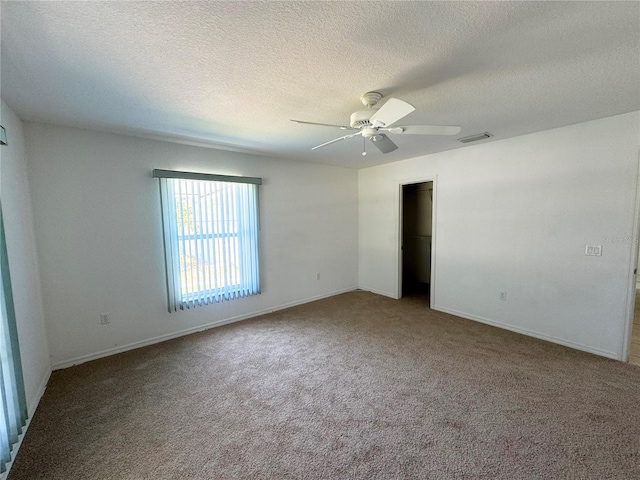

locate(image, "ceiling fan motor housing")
(350, 110), (375, 128)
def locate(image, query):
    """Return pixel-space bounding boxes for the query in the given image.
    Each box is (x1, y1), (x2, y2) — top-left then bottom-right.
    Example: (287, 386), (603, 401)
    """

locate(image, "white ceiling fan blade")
(383, 125), (462, 135)
(370, 134), (398, 154)
(291, 119), (354, 130)
(368, 98), (415, 127)
(311, 131), (362, 150)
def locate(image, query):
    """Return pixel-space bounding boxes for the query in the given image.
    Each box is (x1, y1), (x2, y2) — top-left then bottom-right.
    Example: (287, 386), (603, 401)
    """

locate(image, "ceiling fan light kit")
(291, 92), (461, 155)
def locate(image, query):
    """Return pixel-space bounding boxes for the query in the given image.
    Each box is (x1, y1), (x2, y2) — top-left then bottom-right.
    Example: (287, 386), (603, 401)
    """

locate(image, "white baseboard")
(28, 369), (51, 417)
(52, 287), (358, 370)
(2, 368), (51, 480)
(433, 304), (621, 361)
(359, 286), (397, 299)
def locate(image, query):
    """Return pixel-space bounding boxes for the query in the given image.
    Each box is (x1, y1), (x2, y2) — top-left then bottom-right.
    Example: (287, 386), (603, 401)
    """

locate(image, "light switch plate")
(585, 245), (603, 256)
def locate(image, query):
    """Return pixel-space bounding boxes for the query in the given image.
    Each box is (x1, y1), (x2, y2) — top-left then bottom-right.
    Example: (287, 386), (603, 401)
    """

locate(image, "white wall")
(25, 123), (358, 367)
(0, 101), (50, 412)
(359, 111), (640, 360)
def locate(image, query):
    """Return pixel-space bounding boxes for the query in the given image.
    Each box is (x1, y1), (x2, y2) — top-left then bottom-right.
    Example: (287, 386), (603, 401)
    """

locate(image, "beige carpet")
(9, 291), (640, 479)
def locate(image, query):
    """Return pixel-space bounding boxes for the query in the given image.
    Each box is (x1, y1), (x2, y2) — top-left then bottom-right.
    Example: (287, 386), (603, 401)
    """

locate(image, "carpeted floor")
(9, 291), (640, 479)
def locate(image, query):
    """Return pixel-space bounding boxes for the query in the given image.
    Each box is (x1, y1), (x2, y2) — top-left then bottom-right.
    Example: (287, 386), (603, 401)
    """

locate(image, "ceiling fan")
(291, 92), (461, 155)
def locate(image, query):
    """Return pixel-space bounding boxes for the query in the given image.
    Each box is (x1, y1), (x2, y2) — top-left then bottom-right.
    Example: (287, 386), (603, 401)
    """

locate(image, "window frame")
(153, 170), (262, 311)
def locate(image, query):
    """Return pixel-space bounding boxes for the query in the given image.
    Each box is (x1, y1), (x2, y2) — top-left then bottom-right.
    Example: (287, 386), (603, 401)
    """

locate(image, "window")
(154, 170), (261, 311)
(0, 203), (28, 474)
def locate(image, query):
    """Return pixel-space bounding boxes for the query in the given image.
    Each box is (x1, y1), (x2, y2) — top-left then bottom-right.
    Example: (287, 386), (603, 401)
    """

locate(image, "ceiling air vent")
(458, 132), (492, 144)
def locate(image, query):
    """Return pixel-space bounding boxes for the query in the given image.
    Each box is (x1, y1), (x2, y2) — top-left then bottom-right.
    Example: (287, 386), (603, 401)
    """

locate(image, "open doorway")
(401, 181), (433, 305)
(627, 151), (640, 365)
(629, 250), (640, 365)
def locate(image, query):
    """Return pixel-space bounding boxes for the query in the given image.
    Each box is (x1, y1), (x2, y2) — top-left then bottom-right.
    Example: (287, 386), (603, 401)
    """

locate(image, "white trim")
(359, 286), (396, 299)
(28, 370), (51, 417)
(396, 184), (403, 300)
(430, 179), (438, 306)
(2, 369), (51, 480)
(623, 149), (640, 362)
(433, 304), (620, 361)
(52, 287), (358, 370)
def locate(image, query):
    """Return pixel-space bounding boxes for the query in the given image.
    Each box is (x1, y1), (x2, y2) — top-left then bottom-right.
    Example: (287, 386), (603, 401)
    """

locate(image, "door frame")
(397, 175), (437, 302)
(623, 150), (640, 361)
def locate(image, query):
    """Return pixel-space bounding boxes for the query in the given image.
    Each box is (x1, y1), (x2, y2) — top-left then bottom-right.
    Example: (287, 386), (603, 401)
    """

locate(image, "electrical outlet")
(316, 273), (320, 280)
(585, 245), (603, 256)
(99, 313), (110, 325)
(499, 292), (507, 301)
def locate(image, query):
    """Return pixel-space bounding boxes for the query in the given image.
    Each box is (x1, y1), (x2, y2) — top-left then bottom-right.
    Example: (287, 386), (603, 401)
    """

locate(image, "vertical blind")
(0, 203), (28, 474)
(154, 170), (261, 311)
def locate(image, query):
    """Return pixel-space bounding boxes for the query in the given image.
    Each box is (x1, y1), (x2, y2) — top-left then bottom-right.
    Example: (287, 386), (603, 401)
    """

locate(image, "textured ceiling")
(1, 1), (639, 168)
